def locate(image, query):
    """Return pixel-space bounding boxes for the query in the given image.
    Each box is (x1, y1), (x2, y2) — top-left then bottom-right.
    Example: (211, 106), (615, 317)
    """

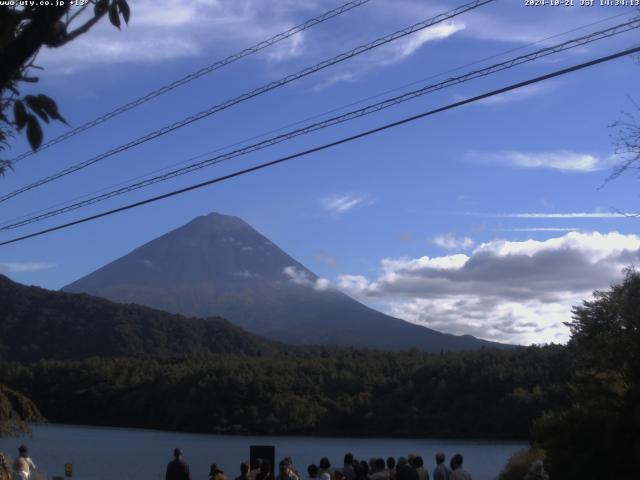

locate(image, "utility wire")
(3, 17), (639, 231)
(1, 44), (638, 247)
(1, 9), (628, 230)
(0, 0), (495, 205)
(9, 0), (373, 164)
(2, 11), (629, 231)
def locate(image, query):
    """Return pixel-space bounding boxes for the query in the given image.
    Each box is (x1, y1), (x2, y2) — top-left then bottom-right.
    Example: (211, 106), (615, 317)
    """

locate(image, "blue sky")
(2, 0), (640, 344)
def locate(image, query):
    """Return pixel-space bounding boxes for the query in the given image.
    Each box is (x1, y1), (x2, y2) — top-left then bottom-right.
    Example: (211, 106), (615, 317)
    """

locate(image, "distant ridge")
(0, 274), (279, 361)
(63, 212), (508, 352)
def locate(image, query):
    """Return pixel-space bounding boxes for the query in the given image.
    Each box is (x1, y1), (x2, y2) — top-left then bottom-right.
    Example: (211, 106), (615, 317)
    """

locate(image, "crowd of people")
(0, 445), (37, 480)
(0, 443), (474, 479)
(167, 449), (472, 480)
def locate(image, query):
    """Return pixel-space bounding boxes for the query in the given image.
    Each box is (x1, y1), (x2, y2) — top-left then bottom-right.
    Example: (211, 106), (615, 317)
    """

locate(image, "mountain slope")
(0, 274), (280, 361)
(64, 212), (507, 351)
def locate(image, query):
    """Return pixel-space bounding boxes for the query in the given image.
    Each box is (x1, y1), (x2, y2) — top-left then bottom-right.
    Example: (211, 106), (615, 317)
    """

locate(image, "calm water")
(0, 425), (526, 480)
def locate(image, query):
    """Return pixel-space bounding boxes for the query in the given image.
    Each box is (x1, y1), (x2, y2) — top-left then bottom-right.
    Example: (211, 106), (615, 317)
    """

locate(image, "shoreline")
(23, 423), (529, 445)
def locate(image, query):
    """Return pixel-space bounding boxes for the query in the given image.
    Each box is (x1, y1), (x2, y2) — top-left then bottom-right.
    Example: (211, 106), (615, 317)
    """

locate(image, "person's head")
(411, 456), (423, 469)
(334, 470), (345, 480)
(308, 464), (319, 478)
(344, 453), (354, 466)
(386, 457), (396, 470)
(450, 454), (463, 470)
(253, 458), (263, 470)
(397, 457), (408, 468)
(261, 461), (272, 475)
(407, 455), (415, 466)
(280, 460), (290, 474)
(210, 464), (223, 475)
(319, 458), (330, 470)
(18, 445), (28, 457)
(375, 459), (385, 472)
(434, 453), (445, 466)
(241, 462), (250, 475)
(359, 461), (369, 475)
(173, 448), (183, 459)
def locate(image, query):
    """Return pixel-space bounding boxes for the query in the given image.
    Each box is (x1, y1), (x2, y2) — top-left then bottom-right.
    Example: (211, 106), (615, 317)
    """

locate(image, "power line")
(1, 44), (638, 247)
(4, 17), (639, 231)
(2, 11), (628, 230)
(0, 0), (495, 205)
(9, 0), (373, 164)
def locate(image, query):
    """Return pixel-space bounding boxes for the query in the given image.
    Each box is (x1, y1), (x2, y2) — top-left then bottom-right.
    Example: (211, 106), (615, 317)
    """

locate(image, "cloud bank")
(334, 232), (640, 344)
(466, 150), (620, 172)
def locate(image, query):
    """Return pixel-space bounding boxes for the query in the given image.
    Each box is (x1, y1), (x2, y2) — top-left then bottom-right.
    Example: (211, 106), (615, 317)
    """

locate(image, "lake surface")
(0, 425), (526, 480)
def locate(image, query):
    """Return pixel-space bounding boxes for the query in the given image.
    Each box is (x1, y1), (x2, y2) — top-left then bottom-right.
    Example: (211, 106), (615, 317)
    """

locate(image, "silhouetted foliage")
(498, 448), (546, 480)
(0, 384), (44, 437)
(609, 103), (640, 183)
(0, 1), (130, 173)
(533, 268), (640, 478)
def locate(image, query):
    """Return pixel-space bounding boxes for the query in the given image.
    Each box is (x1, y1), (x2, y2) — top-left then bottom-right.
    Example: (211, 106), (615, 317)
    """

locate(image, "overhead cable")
(1, 44), (638, 247)
(3, 17), (638, 231)
(0, 0), (495, 204)
(9, 0), (373, 164)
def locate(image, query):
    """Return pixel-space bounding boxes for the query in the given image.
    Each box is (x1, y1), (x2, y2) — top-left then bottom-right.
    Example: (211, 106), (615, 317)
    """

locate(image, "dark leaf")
(108, 1), (121, 29)
(117, 0), (130, 24)
(13, 101), (28, 130)
(37, 94), (68, 125)
(24, 95), (50, 124)
(0, 160), (13, 177)
(26, 115), (43, 150)
(94, 0), (108, 16)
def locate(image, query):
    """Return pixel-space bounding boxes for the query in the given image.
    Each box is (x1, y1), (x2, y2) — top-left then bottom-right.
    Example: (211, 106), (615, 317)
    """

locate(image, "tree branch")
(58, 10), (106, 46)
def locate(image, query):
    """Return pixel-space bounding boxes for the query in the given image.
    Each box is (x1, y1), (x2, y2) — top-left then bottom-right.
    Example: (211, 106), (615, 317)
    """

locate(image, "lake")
(0, 425), (526, 480)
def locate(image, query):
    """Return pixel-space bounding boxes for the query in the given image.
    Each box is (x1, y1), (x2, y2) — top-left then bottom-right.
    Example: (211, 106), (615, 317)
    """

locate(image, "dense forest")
(0, 345), (570, 439)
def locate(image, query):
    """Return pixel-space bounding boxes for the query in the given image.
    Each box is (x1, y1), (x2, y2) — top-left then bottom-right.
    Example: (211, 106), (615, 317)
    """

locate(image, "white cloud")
(395, 22), (465, 60)
(283, 266), (330, 291)
(431, 233), (474, 251)
(234, 270), (260, 279)
(493, 228), (580, 232)
(311, 20), (464, 91)
(312, 72), (356, 92)
(334, 232), (640, 344)
(314, 277), (331, 291)
(466, 150), (620, 172)
(38, 0), (320, 70)
(321, 193), (368, 214)
(480, 212), (633, 219)
(0, 262), (56, 273)
(267, 33), (306, 62)
(479, 83), (554, 105)
(459, 7), (600, 46)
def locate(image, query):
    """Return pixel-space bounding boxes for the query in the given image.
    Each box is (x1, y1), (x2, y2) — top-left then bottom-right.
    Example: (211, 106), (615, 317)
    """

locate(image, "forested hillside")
(0, 345), (570, 439)
(0, 274), (280, 361)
